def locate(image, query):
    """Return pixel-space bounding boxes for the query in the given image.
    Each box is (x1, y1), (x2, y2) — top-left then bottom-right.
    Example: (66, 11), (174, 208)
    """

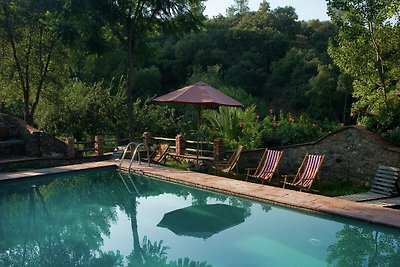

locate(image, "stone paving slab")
(1, 160), (400, 229)
(0, 160), (116, 181)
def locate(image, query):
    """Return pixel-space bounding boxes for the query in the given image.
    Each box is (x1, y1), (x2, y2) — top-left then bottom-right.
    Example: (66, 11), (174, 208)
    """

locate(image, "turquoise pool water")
(0, 168), (399, 266)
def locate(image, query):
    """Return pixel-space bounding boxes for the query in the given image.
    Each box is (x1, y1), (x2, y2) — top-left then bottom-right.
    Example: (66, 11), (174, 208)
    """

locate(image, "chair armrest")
(282, 174), (296, 185)
(215, 161), (229, 168)
(245, 168), (257, 176)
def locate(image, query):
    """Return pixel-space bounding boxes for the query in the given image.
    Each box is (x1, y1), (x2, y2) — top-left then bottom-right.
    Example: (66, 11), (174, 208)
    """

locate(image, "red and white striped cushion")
(294, 154), (324, 188)
(254, 150), (282, 180)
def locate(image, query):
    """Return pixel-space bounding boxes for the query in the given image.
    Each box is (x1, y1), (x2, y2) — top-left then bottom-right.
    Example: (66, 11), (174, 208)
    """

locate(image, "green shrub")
(260, 109), (340, 147)
(131, 98), (181, 137)
(203, 105), (262, 149)
(383, 126), (400, 147)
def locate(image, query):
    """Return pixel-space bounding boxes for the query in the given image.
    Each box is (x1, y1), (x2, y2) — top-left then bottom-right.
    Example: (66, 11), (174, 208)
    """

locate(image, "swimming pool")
(0, 168), (399, 266)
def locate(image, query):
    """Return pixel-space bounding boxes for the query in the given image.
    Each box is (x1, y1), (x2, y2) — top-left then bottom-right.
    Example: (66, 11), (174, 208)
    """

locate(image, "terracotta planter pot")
(0, 122), (9, 140)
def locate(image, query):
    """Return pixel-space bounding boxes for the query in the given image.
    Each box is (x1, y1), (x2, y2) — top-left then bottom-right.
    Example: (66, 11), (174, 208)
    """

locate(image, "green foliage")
(307, 64), (349, 122)
(131, 98), (181, 138)
(357, 92), (400, 145)
(133, 66), (162, 98)
(226, 0), (250, 17)
(321, 179), (369, 197)
(83, 0), (205, 139)
(267, 48), (320, 110)
(0, 0), (70, 124)
(155, 2), (317, 100)
(260, 109), (341, 147)
(0, 0), (356, 149)
(202, 104), (341, 151)
(203, 105), (261, 149)
(77, 49), (127, 85)
(384, 127), (400, 147)
(36, 79), (126, 140)
(327, 0), (400, 144)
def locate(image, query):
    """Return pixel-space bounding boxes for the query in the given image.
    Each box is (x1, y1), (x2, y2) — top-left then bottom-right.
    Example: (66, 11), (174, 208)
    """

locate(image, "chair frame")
(214, 144), (243, 176)
(283, 154), (325, 192)
(245, 149), (283, 184)
(143, 144), (170, 165)
(338, 165), (400, 202)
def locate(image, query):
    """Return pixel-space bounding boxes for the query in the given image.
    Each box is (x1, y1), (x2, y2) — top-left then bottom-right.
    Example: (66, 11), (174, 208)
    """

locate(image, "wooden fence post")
(66, 137), (75, 158)
(213, 138), (224, 161)
(95, 135), (104, 156)
(176, 134), (185, 155)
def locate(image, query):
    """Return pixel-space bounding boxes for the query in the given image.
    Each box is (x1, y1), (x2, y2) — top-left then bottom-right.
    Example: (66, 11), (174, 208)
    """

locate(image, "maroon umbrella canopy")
(154, 81), (243, 164)
(154, 81), (243, 107)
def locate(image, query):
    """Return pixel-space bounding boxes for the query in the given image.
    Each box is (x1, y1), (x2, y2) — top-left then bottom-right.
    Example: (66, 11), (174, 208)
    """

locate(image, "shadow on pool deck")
(1, 159), (400, 229)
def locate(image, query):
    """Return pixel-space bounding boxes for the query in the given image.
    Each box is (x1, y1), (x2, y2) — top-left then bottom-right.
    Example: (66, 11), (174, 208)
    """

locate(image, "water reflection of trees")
(0, 169), (255, 266)
(327, 224), (400, 267)
(0, 171), (123, 266)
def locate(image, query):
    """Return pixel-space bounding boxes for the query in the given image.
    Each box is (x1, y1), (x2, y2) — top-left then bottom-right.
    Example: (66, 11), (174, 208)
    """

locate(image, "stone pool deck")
(1, 160), (400, 229)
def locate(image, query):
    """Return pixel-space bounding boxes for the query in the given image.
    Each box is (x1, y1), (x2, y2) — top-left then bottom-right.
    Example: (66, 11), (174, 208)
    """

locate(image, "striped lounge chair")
(283, 154), (325, 192)
(246, 149), (283, 184)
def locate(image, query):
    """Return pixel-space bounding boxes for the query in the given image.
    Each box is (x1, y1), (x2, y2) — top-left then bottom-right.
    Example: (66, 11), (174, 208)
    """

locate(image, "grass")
(165, 160), (188, 170)
(320, 179), (369, 197)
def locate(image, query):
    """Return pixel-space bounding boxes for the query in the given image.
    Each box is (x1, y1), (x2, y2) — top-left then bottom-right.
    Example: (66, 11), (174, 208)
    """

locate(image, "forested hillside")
(1, 0), (399, 148)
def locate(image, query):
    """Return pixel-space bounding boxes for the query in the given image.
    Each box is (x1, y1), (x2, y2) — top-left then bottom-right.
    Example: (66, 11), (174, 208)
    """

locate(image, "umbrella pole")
(197, 105), (201, 165)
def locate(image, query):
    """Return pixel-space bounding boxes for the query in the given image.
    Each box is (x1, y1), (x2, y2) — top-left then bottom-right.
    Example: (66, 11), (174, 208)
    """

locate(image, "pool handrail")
(118, 142), (146, 172)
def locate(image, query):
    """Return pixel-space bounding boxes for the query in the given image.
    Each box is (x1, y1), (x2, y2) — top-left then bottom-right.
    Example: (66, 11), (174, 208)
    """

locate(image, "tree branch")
(367, 20), (387, 102)
(1, 3), (29, 112)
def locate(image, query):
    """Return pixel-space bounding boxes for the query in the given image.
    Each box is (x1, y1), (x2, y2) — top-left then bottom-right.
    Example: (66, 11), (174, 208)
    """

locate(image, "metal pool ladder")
(118, 141), (146, 172)
(117, 170), (140, 196)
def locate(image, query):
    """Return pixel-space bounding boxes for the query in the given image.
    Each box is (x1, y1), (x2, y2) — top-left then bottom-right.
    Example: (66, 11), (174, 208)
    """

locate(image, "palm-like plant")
(202, 105), (262, 149)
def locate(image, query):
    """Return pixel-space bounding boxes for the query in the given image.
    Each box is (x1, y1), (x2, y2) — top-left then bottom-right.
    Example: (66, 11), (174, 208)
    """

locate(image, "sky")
(204, 0), (330, 21)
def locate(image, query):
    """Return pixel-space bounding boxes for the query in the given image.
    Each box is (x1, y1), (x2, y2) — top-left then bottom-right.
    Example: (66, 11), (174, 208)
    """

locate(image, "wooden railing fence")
(68, 133), (219, 159)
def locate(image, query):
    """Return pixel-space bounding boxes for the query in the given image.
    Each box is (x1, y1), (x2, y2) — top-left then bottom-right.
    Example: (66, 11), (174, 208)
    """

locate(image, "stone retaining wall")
(0, 113), (67, 158)
(237, 126), (400, 185)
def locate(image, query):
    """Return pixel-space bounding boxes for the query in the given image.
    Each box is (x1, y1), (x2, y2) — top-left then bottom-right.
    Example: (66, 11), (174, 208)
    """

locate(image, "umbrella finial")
(195, 81), (207, 87)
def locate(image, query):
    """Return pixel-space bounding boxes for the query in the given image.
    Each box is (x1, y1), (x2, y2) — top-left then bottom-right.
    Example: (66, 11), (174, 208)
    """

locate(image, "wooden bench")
(338, 165), (400, 202)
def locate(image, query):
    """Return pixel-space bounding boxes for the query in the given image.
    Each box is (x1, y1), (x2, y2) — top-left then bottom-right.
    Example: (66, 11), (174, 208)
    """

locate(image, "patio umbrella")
(157, 204), (247, 239)
(154, 81), (243, 163)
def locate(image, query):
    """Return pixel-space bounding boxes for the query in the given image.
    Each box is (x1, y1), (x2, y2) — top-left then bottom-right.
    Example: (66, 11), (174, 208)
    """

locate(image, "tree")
(0, 0), (68, 125)
(327, 0), (400, 120)
(35, 79), (127, 140)
(87, 0), (205, 141)
(227, 0), (250, 17)
(270, 6), (300, 38)
(307, 64), (341, 121)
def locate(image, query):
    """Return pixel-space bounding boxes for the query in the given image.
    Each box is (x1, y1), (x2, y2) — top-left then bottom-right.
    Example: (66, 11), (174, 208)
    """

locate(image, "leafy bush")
(260, 109), (340, 147)
(383, 127), (400, 147)
(357, 92), (400, 146)
(131, 98), (181, 138)
(36, 78), (126, 140)
(203, 105), (262, 149)
(202, 106), (341, 150)
(133, 66), (162, 98)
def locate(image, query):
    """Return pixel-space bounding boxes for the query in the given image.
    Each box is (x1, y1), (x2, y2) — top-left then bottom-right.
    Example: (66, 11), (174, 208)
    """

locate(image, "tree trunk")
(24, 112), (34, 126)
(342, 91), (348, 125)
(127, 30), (136, 142)
(368, 21), (387, 103)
